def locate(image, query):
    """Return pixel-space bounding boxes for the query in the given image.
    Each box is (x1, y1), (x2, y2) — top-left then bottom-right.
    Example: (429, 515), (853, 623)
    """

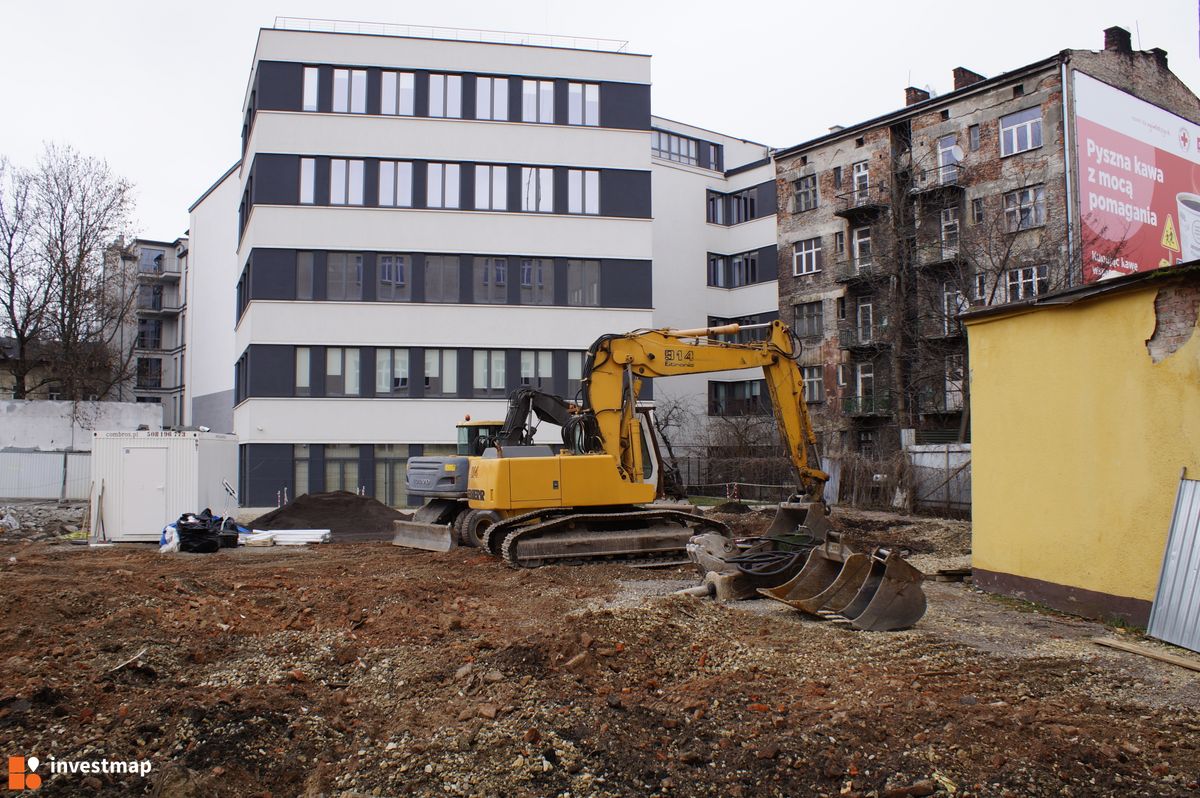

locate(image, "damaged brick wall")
(1146, 281), (1200, 363)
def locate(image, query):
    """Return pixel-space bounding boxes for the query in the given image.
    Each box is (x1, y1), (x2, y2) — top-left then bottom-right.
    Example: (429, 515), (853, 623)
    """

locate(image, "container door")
(123, 447), (168, 537)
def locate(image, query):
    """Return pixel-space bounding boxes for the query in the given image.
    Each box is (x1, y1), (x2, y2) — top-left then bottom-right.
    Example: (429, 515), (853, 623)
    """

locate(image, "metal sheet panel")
(1148, 477), (1200, 653)
(0, 451), (90, 500)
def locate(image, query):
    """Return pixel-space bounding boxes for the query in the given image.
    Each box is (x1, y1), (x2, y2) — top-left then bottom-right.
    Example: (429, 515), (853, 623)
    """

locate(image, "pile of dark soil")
(246, 491), (410, 541)
(708, 500), (752, 514)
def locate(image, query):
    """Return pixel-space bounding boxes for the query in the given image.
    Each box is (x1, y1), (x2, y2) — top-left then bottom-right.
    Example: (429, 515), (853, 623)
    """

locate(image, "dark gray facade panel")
(600, 170), (652, 218)
(256, 61), (303, 111)
(360, 347), (376, 396)
(361, 253), (377, 302)
(507, 77), (523, 121)
(409, 347), (426, 398)
(411, 253), (427, 302)
(757, 180), (778, 216)
(552, 168), (569, 215)
(241, 443), (294, 507)
(456, 350), (473, 398)
(553, 259), (569, 305)
(366, 69), (382, 115)
(553, 79), (569, 125)
(504, 350), (522, 396)
(317, 66), (334, 113)
(599, 83), (651, 130)
(364, 158), (380, 207)
(412, 162), (428, 210)
(551, 349), (568, 398)
(252, 154), (300, 205)
(309, 346), (326, 397)
(358, 445), (375, 497)
(460, 165), (474, 212)
(247, 344), (294, 398)
(506, 165), (521, 210)
(461, 76), (477, 121)
(600, 259), (653, 308)
(313, 251), (329, 300)
(249, 249), (297, 300)
(414, 71), (430, 117)
(758, 245), (779, 281)
(315, 156), (331, 205)
(309, 445), (325, 494)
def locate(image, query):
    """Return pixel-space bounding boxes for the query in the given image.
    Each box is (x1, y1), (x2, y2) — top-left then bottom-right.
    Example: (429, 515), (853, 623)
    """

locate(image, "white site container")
(88, 431), (238, 542)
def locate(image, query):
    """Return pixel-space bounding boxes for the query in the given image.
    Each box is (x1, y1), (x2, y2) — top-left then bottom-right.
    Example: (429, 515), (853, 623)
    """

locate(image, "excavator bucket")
(763, 500), (832, 541)
(391, 499), (459, 552)
(759, 545), (927, 631)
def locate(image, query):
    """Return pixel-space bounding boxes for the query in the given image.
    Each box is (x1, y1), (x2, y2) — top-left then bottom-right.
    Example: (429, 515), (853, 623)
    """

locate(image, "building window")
(652, 130), (699, 165)
(473, 350), (506, 396)
(730, 252), (758, 287)
(136, 358), (162, 389)
(1004, 185), (1045, 231)
(943, 283), (967, 334)
(852, 161), (870, 201)
(856, 299), (875, 342)
(425, 256), (460, 303)
(941, 206), (960, 255)
(381, 71), (415, 116)
(330, 159), (365, 206)
(474, 165), (508, 211)
(793, 238), (821, 276)
(795, 174), (818, 212)
(136, 319), (163, 349)
(519, 258), (553, 305)
(794, 301), (823, 337)
(300, 158), (315, 204)
(707, 143), (722, 170)
(521, 350), (553, 389)
(852, 227), (872, 268)
(729, 188), (756, 224)
(324, 444), (360, 493)
(378, 254), (410, 301)
(473, 257), (508, 304)
(374, 444), (408, 507)
(968, 124), (980, 152)
(945, 355), (965, 411)
(475, 76), (508, 121)
(327, 253), (363, 300)
(1000, 107), (1042, 156)
(376, 348), (409, 395)
(425, 349), (458, 395)
(856, 362), (874, 399)
(302, 67), (319, 112)
(708, 380), (766, 416)
(834, 230), (845, 255)
(568, 82), (600, 126)
(566, 351), (583, 398)
(836, 296), (846, 320)
(1006, 264), (1049, 300)
(295, 347), (310, 396)
(379, 161), (413, 207)
(429, 74), (463, 118)
(801, 366), (824, 402)
(567, 260), (600, 306)
(832, 166), (843, 188)
(427, 163), (461, 209)
(971, 197), (985, 224)
(326, 348), (360, 396)
(297, 251), (313, 299)
(567, 170), (600, 215)
(937, 135), (959, 183)
(332, 69), (367, 114)
(522, 80), (554, 123)
(521, 167), (553, 212)
(707, 255), (727, 288)
(836, 363), (849, 387)
(706, 191), (724, 224)
(294, 444), (310, 493)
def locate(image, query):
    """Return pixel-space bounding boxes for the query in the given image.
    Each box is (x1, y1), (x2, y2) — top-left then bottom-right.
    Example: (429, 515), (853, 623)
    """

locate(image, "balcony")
(838, 322), (889, 349)
(137, 266), (181, 282)
(918, 390), (965, 414)
(917, 241), (962, 267)
(834, 183), (889, 220)
(842, 392), (893, 416)
(135, 298), (183, 317)
(909, 164), (967, 201)
(834, 258), (885, 283)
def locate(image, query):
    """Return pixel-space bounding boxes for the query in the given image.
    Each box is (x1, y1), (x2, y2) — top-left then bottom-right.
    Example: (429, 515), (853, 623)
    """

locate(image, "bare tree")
(0, 144), (137, 400)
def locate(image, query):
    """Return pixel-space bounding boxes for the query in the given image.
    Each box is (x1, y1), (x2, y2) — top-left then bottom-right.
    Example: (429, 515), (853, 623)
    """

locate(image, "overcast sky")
(2, 1), (1196, 238)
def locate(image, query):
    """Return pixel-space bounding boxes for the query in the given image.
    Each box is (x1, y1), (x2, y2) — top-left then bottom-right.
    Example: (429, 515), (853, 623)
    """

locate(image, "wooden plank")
(1091, 636), (1200, 673)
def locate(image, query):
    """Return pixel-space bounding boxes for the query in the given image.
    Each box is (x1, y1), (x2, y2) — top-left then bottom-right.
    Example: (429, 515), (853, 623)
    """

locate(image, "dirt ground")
(1, 509), (1198, 797)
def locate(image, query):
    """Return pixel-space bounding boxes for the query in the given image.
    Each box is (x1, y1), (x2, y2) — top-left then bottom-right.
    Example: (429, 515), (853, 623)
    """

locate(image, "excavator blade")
(391, 499), (459, 552)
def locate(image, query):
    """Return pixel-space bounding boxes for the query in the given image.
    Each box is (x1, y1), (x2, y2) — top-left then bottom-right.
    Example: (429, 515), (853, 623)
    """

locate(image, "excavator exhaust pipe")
(759, 543), (927, 631)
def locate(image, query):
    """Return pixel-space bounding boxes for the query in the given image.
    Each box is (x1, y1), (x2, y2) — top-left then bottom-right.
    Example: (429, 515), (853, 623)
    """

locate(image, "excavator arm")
(581, 320), (829, 500)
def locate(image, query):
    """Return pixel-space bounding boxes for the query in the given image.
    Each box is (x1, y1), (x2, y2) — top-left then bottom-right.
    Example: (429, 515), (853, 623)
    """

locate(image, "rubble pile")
(0, 500), (86, 542)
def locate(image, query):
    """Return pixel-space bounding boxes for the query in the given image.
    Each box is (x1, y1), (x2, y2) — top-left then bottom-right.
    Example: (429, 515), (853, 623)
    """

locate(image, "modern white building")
(189, 20), (780, 507)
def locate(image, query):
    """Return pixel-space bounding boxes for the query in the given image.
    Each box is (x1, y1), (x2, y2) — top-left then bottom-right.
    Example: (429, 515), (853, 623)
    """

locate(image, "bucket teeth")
(759, 545), (927, 631)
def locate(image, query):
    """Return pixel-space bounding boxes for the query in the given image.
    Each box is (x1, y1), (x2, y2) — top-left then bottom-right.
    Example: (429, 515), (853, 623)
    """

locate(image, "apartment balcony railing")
(834, 258), (885, 283)
(909, 164), (968, 199)
(833, 183), (890, 220)
(838, 323), (889, 349)
(135, 336), (163, 350)
(842, 392), (893, 416)
(137, 265), (181, 281)
(918, 241), (962, 266)
(709, 398), (770, 417)
(918, 390), (965, 414)
(136, 377), (163, 390)
(136, 298), (182, 316)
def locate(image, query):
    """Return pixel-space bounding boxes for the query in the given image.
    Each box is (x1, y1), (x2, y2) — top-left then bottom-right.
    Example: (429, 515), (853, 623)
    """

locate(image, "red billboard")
(1074, 71), (1200, 282)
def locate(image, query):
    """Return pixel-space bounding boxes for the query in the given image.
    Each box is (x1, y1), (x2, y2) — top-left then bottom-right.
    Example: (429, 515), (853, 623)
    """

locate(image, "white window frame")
(1000, 107), (1043, 157)
(730, 252), (757, 287)
(299, 158), (315, 204)
(332, 69), (366, 114)
(945, 355), (965, 411)
(325, 347), (360, 396)
(520, 350), (553, 389)
(521, 167), (553, 213)
(295, 347), (310, 396)
(795, 174), (818, 212)
(302, 67), (319, 111)
(1005, 264), (1049, 300)
(795, 300), (823, 337)
(567, 170), (599, 215)
(801, 366), (824, 402)
(378, 161), (413, 208)
(376, 348), (410, 394)
(381, 71), (415, 116)
(330, 159), (364, 206)
(852, 226), (872, 269)
(424, 349), (457, 395)
(793, 238), (821, 276)
(852, 161), (870, 202)
(474, 165), (508, 211)
(427, 163), (461, 209)
(566, 351), (583, 397)
(473, 350), (506, 395)
(429, 74), (463, 118)
(937, 135), (959, 184)
(568, 82), (600, 126)
(856, 362), (874, 398)
(475, 76), (508, 121)
(940, 206), (960, 256)
(943, 282), (967, 334)
(1004, 185), (1045, 231)
(856, 299), (875, 342)
(522, 80), (554, 123)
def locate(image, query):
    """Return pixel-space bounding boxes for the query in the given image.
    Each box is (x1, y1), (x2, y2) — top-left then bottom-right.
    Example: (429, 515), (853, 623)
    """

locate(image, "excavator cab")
(458, 418), (504, 456)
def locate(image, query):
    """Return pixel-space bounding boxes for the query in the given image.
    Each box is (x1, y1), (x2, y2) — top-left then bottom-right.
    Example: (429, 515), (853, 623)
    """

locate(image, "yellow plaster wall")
(967, 285), (1200, 602)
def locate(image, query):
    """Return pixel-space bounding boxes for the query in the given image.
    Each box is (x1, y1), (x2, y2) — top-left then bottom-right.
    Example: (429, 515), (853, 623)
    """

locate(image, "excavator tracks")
(495, 509), (730, 568)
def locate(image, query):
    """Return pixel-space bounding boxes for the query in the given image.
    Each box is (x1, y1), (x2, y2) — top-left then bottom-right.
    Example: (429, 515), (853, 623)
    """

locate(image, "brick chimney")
(952, 67), (985, 90)
(1150, 47), (1169, 69)
(905, 86), (931, 106)
(1104, 26), (1132, 53)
